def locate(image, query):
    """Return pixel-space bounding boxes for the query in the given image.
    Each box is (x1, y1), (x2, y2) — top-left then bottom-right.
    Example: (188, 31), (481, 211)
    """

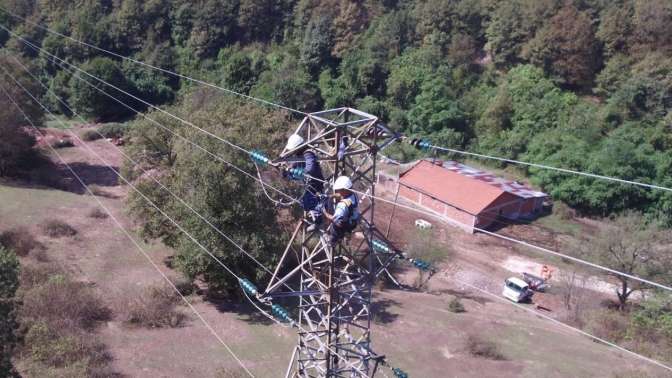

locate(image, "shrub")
(448, 297), (466, 313)
(553, 202), (576, 221)
(121, 285), (185, 328)
(174, 277), (195, 296)
(25, 322), (109, 368)
(81, 129), (103, 142)
(40, 219), (77, 238)
(88, 208), (109, 219)
(52, 138), (75, 148)
(98, 123), (127, 139)
(19, 263), (60, 291)
(0, 246), (19, 376)
(586, 309), (629, 343)
(0, 226), (41, 256)
(20, 275), (109, 331)
(466, 335), (505, 360)
(32, 248), (49, 262)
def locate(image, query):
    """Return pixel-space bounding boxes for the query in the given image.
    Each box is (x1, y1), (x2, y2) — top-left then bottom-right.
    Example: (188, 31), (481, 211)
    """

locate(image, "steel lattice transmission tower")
(260, 108), (399, 377)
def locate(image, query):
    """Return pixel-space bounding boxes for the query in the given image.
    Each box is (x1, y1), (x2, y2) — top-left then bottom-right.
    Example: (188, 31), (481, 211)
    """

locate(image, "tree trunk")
(617, 279), (630, 311)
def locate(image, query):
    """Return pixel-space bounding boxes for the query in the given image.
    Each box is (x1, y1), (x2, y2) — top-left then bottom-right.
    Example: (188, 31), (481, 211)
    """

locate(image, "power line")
(1, 10), (669, 195)
(3, 17), (669, 374)
(0, 23), (250, 154)
(2, 64), (367, 378)
(4, 29), (300, 207)
(1, 64), (243, 282)
(454, 278), (672, 373)
(39, 38), (672, 297)
(8, 56), (298, 293)
(5, 12), (671, 329)
(0, 81), (256, 378)
(374, 159), (672, 292)
(351, 183), (672, 293)
(0, 7), (307, 117)
(417, 139), (672, 193)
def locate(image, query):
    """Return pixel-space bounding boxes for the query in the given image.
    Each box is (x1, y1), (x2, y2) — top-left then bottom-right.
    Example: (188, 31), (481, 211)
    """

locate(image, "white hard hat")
(285, 134), (305, 151)
(333, 176), (353, 191)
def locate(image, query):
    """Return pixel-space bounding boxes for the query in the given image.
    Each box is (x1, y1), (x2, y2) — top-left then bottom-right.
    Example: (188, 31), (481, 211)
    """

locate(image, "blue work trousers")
(302, 191), (323, 220)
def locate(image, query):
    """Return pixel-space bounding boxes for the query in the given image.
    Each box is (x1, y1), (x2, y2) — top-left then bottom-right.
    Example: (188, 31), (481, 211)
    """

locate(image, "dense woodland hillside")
(1, 0), (671, 225)
(2, 2), (672, 375)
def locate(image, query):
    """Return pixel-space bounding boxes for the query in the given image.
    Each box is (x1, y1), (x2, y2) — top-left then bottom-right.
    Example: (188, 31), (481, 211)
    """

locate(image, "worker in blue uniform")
(323, 176), (360, 245)
(284, 134), (325, 231)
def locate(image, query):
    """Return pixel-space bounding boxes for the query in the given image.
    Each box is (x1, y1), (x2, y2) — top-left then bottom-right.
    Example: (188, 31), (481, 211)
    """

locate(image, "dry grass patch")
(87, 184), (117, 199)
(120, 285), (186, 328)
(18, 271), (116, 377)
(465, 335), (506, 360)
(19, 263), (61, 291)
(20, 274), (109, 330)
(40, 219), (77, 238)
(215, 368), (249, 377)
(0, 226), (43, 256)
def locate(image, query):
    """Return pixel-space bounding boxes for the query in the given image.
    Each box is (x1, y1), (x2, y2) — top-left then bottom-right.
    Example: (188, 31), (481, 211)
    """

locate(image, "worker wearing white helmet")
(284, 134), (325, 231)
(323, 175), (360, 245)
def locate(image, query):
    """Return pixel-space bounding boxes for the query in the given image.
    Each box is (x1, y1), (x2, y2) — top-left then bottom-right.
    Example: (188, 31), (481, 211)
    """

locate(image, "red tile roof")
(399, 160), (546, 214)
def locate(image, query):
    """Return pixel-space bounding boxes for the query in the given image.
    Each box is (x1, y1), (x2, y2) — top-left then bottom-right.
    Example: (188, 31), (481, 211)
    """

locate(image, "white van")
(503, 277), (533, 303)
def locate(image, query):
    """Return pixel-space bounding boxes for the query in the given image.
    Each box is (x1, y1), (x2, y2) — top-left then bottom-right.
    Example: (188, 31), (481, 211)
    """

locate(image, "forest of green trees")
(0, 0), (671, 226)
(1, 1), (672, 370)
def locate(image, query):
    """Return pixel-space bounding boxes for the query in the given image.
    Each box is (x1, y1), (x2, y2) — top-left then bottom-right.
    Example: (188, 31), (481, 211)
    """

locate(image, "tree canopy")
(1, 0), (671, 224)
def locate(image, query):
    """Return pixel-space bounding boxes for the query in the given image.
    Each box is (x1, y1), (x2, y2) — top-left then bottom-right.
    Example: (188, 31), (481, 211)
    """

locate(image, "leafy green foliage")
(0, 54), (44, 177)
(69, 57), (134, 120)
(251, 54), (321, 111)
(0, 246), (19, 377)
(125, 90), (289, 293)
(2, 0), (671, 225)
(98, 123), (127, 138)
(300, 16), (333, 76)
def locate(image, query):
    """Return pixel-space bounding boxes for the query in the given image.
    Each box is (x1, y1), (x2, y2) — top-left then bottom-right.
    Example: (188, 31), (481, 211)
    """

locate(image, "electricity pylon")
(260, 108), (398, 377)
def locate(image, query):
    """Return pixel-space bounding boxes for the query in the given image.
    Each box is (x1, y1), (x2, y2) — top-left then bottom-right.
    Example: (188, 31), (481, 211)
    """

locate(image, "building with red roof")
(396, 160), (548, 233)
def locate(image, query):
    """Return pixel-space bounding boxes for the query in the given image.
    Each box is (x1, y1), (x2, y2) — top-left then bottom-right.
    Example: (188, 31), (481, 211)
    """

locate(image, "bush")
(0, 246), (19, 376)
(88, 208), (109, 219)
(98, 123), (127, 139)
(20, 275), (109, 331)
(0, 226), (41, 256)
(174, 277), (195, 296)
(81, 129), (103, 142)
(448, 298), (466, 313)
(18, 270), (114, 376)
(553, 202), (576, 221)
(25, 322), (109, 369)
(121, 285), (185, 328)
(40, 219), (77, 238)
(466, 335), (506, 360)
(19, 263), (60, 292)
(52, 138), (75, 148)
